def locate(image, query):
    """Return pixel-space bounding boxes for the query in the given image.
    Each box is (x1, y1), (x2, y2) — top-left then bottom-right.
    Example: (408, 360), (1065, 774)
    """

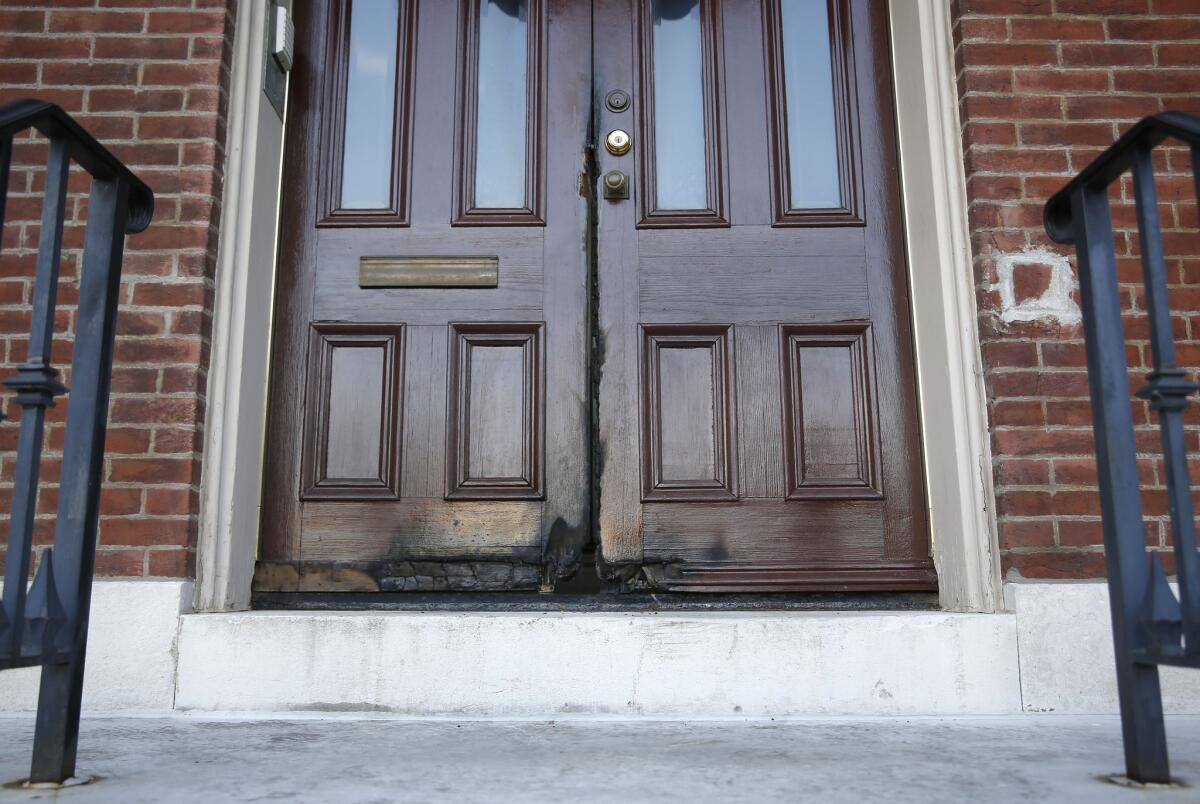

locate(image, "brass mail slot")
(358, 256), (499, 288)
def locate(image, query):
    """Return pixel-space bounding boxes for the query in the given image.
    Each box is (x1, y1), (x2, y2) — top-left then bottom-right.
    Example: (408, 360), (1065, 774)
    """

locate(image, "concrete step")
(174, 610), (1021, 716)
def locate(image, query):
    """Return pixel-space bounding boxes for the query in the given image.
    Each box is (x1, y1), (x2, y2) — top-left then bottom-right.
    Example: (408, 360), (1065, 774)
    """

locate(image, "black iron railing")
(0, 100), (152, 784)
(1044, 112), (1200, 785)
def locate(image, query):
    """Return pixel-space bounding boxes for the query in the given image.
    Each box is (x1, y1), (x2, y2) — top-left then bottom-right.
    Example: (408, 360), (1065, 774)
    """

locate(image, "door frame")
(195, 0), (1001, 613)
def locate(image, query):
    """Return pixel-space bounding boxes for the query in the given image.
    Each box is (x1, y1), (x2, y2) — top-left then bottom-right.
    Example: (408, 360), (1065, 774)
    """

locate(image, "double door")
(257, 0), (933, 593)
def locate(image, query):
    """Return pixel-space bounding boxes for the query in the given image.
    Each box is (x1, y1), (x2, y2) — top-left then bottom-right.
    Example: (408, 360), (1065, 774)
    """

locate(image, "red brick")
(109, 458), (194, 484)
(94, 549), (146, 577)
(145, 487), (193, 516)
(1005, 550), (1107, 579)
(1108, 18), (1200, 40)
(1010, 19), (1104, 41)
(1061, 43), (1154, 67)
(110, 396), (199, 425)
(959, 43), (1059, 67)
(1000, 520), (1057, 549)
(48, 11), (145, 33)
(1057, 0), (1149, 12)
(147, 548), (194, 578)
(101, 517), (191, 547)
(145, 10), (226, 34)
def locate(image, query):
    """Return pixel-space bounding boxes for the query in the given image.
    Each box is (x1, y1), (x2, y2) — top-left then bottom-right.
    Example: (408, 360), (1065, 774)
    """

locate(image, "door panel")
(594, 0), (933, 591)
(258, 0), (591, 592)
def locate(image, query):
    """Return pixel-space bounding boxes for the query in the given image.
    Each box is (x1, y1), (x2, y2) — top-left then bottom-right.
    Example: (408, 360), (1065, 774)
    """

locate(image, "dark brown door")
(258, 0), (592, 592)
(258, 0), (932, 594)
(593, 0), (933, 590)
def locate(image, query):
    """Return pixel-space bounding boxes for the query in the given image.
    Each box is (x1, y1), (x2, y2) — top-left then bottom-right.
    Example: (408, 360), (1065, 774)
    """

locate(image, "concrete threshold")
(1, 715), (1197, 803)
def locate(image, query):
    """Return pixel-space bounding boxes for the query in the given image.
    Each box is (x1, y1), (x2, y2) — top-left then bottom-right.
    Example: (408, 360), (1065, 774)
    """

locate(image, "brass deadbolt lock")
(605, 129), (632, 156)
(603, 170), (629, 199)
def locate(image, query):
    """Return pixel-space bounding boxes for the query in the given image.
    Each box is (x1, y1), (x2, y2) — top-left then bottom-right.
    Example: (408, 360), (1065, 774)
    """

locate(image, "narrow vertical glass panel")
(340, 0), (400, 210)
(652, 0), (707, 210)
(474, 0), (528, 209)
(780, 0), (840, 209)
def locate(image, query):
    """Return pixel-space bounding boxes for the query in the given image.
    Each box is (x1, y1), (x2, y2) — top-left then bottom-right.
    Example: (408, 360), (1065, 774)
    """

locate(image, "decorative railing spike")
(1140, 554), (1184, 656)
(1045, 112), (1200, 784)
(0, 99), (153, 783)
(22, 549), (67, 660)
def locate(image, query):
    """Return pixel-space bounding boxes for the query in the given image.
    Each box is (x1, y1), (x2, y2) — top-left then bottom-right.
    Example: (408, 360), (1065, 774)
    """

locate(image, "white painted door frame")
(196, 0), (1001, 612)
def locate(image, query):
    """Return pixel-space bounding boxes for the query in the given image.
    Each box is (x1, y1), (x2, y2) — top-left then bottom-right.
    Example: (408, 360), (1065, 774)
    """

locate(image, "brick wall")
(953, 0), (1200, 579)
(0, 0), (234, 579)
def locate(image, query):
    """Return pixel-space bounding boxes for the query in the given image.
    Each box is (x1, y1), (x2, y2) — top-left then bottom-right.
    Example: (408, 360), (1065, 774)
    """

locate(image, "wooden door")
(593, 0), (934, 591)
(259, 0), (932, 595)
(257, 0), (592, 592)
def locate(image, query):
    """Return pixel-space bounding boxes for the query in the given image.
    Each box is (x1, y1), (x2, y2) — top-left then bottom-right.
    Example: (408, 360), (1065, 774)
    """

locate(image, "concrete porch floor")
(0, 716), (1197, 803)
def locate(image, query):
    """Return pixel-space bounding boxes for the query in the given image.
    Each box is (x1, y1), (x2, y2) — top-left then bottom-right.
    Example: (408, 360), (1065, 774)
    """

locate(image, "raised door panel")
(781, 323), (882, 500)
(300, 323), (405, 500)
(640, 325), (737, 501)
(446, 323), (544, 499)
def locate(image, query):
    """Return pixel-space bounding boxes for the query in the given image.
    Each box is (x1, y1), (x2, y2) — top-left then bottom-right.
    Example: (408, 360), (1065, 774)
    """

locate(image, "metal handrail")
(0, 99), (153, 784)
(1043, 112), (1200, 785)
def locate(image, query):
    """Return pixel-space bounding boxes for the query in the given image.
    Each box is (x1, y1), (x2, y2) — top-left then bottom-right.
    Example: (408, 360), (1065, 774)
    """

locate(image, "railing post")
(29, 177), (129, 784)
(1070, 182), (1170, 784)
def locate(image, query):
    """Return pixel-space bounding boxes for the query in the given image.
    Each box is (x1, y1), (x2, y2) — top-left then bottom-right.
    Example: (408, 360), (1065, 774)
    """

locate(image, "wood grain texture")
(261, 0), (331, 560)
(446, 323), (545, 500)
(781, 322), (882, 500)
(640, 324), (737, 501)
(300, 323), (405, 500)
(735, 325), (785, 498)
(399, 325), (448, 498)
(595, 0), (645, 564)
(642, 500), (884, 563)
(266, 0), (928, 592)
(638, 256), (869, 322)
(597, 0), (930, 590)
(261, 0), (590, 586)
(314, 227), (544, 323)
(301, 499), (543, 561)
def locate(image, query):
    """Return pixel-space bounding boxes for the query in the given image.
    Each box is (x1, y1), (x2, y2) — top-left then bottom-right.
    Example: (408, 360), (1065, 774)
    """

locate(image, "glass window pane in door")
(651, 0), (708, 210)
(341, 0), (400, 210)
(780, 0), (841, 209)
(474, 0), (529, 209)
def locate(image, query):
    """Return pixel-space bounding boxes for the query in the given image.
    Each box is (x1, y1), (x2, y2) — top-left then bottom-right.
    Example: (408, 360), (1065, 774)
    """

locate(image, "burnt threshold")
(251, 590), (940, 613)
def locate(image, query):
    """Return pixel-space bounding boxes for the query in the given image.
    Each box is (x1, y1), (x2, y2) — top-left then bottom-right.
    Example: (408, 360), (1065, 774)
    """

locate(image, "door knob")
(603, 170), (628, 199)
(605, 129), (631, 156)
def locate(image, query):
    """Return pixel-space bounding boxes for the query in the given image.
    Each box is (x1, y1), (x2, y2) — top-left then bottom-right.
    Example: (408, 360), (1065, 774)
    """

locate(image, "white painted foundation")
(0, 580), (192, 713)
(1008, 582), (1200, 713)
(2, 581), (1197, 716)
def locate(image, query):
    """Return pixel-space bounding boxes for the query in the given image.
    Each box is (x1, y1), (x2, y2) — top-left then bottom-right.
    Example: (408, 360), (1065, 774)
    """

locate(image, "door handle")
(602, 170), (629, 200)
